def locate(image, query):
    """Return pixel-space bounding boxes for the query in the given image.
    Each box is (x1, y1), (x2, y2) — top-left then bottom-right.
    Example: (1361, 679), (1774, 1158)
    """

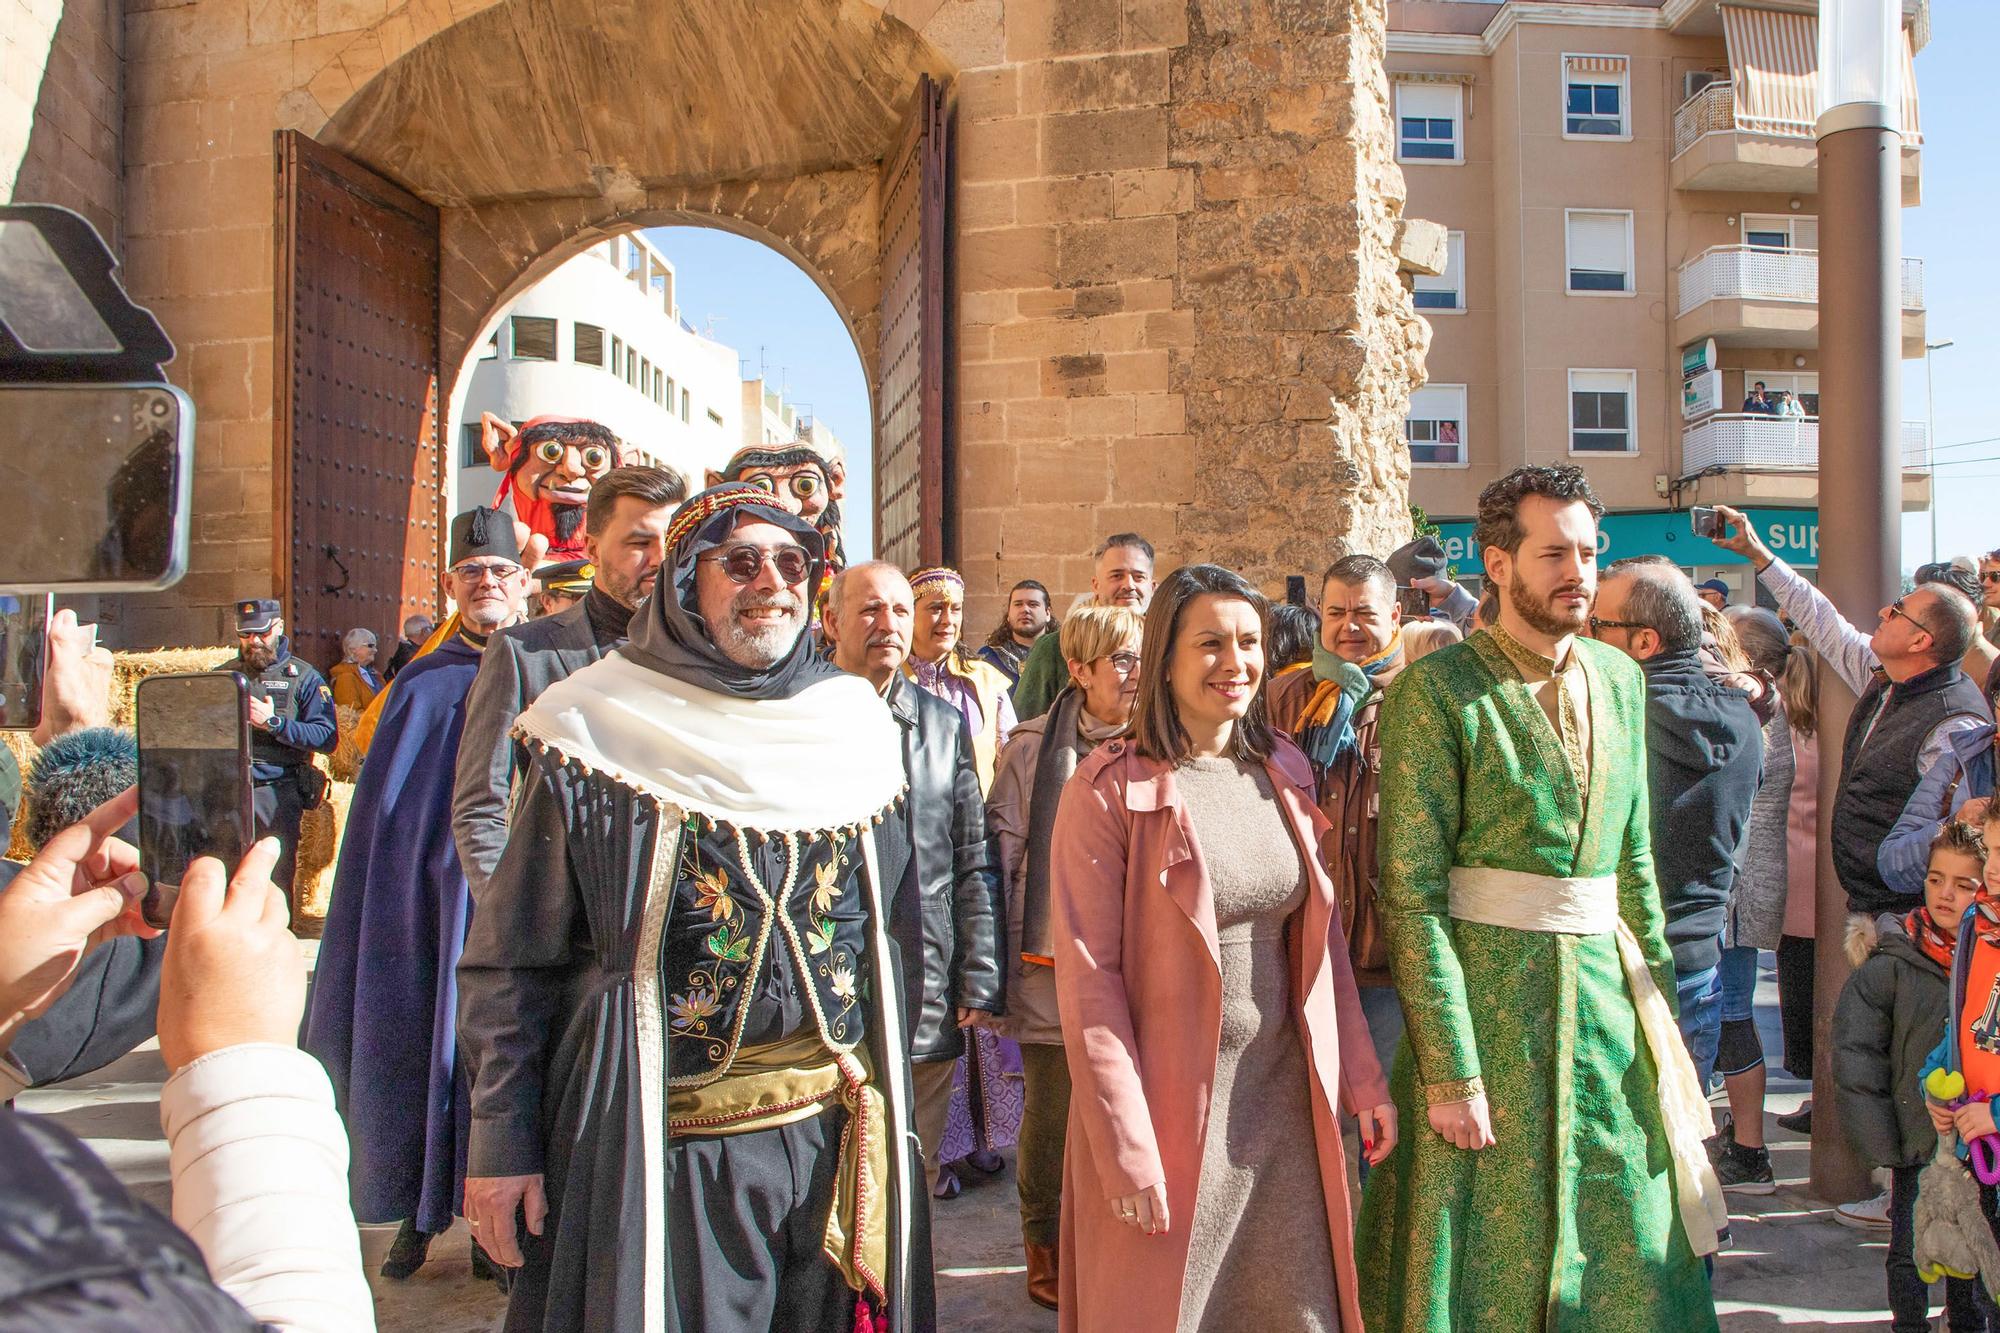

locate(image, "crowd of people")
(7, 432), (2000, 1333)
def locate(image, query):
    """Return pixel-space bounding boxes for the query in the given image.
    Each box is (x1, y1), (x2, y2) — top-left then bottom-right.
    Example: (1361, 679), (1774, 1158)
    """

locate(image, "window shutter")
(1397, 83), (1459, 122)
(1567, 213), (1628, 274)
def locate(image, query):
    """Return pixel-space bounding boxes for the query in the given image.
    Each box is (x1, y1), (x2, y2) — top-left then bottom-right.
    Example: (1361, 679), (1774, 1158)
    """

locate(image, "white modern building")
(452, 233), (744, 510)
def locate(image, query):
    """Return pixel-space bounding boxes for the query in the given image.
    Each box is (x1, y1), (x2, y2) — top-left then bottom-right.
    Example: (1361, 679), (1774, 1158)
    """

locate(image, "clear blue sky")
(1900, 10), (2000, 571)
(642, 226), (875, 558)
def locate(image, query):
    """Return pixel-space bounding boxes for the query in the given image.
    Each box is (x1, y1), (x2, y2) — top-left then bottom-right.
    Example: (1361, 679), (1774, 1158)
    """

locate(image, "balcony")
(1680, 414), (1929, 478)
(1673, 247), (1927, 357)
(1669, 81), (1922, 204)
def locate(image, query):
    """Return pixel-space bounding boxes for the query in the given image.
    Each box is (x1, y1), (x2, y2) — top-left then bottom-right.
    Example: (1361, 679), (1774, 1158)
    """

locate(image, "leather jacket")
(880, 675), (1005, 1061)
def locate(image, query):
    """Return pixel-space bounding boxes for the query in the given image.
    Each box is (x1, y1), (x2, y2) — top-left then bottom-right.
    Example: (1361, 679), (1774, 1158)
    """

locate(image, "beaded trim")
(1423, 1075), (1487, 1107)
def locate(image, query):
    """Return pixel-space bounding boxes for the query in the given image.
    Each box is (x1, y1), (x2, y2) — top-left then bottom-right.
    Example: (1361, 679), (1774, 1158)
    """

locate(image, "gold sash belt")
(668, 1036), (890, 1300)
(1446, 866), (1728, 1258)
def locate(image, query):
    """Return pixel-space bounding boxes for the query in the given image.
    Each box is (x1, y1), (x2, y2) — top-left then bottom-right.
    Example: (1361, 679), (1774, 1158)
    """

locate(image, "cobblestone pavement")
(15, 953), (1921, 1330)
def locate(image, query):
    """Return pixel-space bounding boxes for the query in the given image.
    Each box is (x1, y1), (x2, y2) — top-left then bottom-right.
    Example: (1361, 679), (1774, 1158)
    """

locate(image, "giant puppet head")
(482, 412), (622, 567)
(709, 442), (845, 572)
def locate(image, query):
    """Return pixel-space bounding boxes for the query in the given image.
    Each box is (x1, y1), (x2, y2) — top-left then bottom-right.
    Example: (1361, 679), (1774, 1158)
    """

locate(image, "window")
(610, 335), (623, 380)
(574, 322), (604, 366)
(1414, 231), (1465, 312)
(1743, 214), (1818, 252)
(639, 357), (651, 398)
(1395, 82), (1462, 164)
(625, 347), (637, 386)
(666, 375), (676, 407)
(1569, 370), (1637, 453)
(681, 389), (691, 422)
(511, 316), (557, 361)
(461, 423), (486, 469)
(707, 408), (725, 427)
(1750, 371), (1819, 416)
(1565, 210), (1633, 293)
(653, 368), (664, 403)
(478, 332), (498, 361)
(1405, 384), (1467, 466)
(1563, 55), (1629, 137)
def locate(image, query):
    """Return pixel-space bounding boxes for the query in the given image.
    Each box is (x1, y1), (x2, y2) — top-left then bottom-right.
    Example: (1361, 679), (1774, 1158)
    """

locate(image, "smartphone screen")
(0, 593), (49, 730)
(1691, 506), (1719, 539)
(137, 672), (252, 928)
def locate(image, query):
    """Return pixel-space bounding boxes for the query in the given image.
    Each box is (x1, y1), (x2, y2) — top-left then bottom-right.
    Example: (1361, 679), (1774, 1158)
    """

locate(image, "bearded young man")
(1356, 464), (1725, 1332)
(457, 483), (927, 1333)
(303, 506), (531, 1283)
(975, 580), (1053, 694)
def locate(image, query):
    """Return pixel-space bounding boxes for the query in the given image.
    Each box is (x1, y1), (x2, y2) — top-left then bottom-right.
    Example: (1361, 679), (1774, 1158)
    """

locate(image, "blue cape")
(301, 636), (483, 1231)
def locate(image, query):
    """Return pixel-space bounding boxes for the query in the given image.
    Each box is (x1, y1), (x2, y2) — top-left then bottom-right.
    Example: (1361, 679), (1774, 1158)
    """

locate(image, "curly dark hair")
(1471, 464), (1606, 561)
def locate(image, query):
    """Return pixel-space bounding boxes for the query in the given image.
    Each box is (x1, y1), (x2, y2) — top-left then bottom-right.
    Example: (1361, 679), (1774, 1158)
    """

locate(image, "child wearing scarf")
(1839, 821), (1991, 1331)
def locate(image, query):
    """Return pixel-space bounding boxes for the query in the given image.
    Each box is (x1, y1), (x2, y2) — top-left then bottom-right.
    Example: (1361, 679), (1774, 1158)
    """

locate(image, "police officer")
(220, 599), (336, 913)
(531, 558), (592, 619)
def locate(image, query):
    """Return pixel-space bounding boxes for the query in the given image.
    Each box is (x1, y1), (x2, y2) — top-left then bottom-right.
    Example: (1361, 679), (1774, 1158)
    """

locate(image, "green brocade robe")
(1355, 631), (1717, 1332)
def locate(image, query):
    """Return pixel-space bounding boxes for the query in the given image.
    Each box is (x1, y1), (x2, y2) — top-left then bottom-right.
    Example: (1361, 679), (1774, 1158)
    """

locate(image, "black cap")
(235, 598), (282, 633)
(450, 506), (522, 568)
(534, 559), (594, 595)
(1387, 536), (1448, 585)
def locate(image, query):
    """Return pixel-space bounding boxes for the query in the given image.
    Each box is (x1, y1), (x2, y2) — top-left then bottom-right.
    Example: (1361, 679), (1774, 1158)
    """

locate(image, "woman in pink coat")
(1049, 564), (1395, 1333)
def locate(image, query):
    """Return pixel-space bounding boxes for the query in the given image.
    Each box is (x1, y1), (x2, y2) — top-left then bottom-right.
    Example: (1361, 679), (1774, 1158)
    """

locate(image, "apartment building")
(1388, 0), (1930, 599)
(453, 233), (742, 508)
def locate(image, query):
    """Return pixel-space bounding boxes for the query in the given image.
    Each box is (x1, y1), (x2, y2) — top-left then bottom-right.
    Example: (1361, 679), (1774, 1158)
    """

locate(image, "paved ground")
(16, 953), (1929, 1330)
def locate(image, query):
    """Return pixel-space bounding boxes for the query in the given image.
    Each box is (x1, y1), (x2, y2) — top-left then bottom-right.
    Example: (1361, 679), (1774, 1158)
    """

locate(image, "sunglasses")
(700, 543), (812, 585)
(1096, 651), (1141, 675)
(1982, 571), (2000, 585)
(1887, 598), (1930, 636)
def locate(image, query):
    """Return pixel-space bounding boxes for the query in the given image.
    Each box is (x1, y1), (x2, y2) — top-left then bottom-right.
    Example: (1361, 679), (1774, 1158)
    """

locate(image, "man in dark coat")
(459, 484), (928, 1333)
(822, 560), (1005, 1195)
(216, 598), (336, 911)
(302, 506), (530, 1281)
(451, 466), (682, 903)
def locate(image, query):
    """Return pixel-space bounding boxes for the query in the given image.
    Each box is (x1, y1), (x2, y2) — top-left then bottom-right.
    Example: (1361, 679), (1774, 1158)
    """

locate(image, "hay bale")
(110, 648), (236, 726)
(291, 777), (353, 936)
(329, 705), (365, 783)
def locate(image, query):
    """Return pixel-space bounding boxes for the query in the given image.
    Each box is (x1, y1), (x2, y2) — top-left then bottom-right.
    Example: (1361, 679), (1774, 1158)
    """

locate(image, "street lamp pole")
(1924, 338), (1953, 564)
(1810, 0), (1902, 1205)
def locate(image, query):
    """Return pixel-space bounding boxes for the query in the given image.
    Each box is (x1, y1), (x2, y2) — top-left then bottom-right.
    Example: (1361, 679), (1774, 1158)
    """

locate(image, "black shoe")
(1716, 1141), (1776, 1195)
(380, 1219), (434, 1280)
(469, 1237), (498, 1283)
(1776, 1101), (1813, 1135)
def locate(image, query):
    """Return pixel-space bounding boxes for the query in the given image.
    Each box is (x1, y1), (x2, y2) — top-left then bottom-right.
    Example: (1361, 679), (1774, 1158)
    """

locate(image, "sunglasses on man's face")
(1982, 570), (2000, 585)
(700, 543), (812, 586)
(1886, 598), (1930, 636)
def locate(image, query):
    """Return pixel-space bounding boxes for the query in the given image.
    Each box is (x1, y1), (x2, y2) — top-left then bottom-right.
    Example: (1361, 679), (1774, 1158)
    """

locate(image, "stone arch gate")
(272, 0), (959, 657)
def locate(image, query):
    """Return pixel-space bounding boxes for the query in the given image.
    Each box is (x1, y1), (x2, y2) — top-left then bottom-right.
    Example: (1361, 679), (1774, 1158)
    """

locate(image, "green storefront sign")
(1430, 507), (1818, 574)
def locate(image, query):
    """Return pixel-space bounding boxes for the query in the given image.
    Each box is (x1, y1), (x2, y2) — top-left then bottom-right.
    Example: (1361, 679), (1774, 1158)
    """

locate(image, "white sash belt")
(1447, 866), (1728, 1258)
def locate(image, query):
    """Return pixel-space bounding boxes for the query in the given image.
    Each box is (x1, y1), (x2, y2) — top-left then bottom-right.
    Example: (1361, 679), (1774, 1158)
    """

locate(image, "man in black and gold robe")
(457, 483), (929, 1332)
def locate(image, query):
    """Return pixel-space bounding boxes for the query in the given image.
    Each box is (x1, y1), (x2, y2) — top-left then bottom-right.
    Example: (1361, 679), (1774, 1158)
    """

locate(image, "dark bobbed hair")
(1266, 602), (1319, 671)
(1472, 464), (1606, 562)
(1130, 564), (1275, 766)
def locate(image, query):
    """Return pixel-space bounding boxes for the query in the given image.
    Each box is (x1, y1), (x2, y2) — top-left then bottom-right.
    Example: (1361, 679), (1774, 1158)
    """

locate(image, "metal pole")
(1808, 100), (1901, 1205)
(1926, 344), (1938, 562)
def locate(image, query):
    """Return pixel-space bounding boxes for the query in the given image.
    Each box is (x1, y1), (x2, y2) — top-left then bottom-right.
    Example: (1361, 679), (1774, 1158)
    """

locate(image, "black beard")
(552, 504), (585, 544)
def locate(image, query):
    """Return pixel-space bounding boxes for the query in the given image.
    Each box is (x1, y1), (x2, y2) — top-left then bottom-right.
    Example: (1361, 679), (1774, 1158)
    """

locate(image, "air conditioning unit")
(1684, 70), (1725, 101)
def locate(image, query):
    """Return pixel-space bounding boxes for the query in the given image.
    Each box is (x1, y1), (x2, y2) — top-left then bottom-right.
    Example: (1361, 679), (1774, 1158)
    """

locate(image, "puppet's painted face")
(516, 433), (614, 510)
(737, 461), (830, 526)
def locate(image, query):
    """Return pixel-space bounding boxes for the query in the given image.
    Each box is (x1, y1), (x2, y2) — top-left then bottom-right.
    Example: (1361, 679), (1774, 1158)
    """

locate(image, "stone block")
(1196, 162), (1301, 202)
(1025, 51), (1170, 113)
(1007, 397), (1069, 440)
(958, 182), (1016, 231)
(1393, 217), (1449, 277)
(1015, 175), (1113, 226)
(1105, 349), (1170, 394)
(1001, 503), (1101, 558)
(960, 290), (1017, 325)
(921, 0), (1006, 68)
(1014, 441), (1111, 506)
(1071, 393), (1136, 437)
(991, 319), (1090, 360)
(1042, 107), (1168, 177)
(1111, 167), (1194, 218)
(1016, 289), (1076, 319)
(1041, 353), (1107, 399)
(188, 340), (255, 422)
(1112, 435), (1196, 502)
(1142, 308), (1195, 347)
(1004, 0), (1120, 61)
(1058, 216), (1176, 287)
(959, 358), (1039, 404)
(1134, 393), (1186, 435)
(957, 65), (1019, 123)
(957, 116), (1041, 184)
(1123, 0), (1191, 48)
(957, 225), (1057, 293)
(958, 505), (1004, 559)
(129, 98), (201, 163)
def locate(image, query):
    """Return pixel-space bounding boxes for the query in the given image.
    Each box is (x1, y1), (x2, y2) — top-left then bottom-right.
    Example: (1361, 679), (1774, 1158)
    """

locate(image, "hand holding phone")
(137, 673), (254, 930)
(1690, 506), (1719, 539)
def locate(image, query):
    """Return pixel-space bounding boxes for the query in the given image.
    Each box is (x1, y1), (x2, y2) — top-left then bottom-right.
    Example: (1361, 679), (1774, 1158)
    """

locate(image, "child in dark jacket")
(1837, 821), (1990, 1332)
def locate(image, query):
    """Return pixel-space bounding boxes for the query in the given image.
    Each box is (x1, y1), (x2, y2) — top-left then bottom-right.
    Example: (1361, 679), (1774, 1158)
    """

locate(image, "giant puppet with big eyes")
(709, 442), (847, 573)
(481, 413), (622, 568)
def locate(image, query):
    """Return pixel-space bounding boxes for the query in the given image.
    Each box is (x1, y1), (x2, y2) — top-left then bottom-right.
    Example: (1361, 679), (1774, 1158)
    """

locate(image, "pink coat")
(1048, 736), (1390, 1333)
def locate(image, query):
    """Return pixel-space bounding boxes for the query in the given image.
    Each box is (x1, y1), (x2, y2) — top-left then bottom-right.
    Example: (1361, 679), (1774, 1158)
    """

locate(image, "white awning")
(1720, 6), (1921, 142)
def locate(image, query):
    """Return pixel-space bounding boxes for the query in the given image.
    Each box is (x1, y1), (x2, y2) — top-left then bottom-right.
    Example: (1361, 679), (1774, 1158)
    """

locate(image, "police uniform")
(219, 599), (337, 909)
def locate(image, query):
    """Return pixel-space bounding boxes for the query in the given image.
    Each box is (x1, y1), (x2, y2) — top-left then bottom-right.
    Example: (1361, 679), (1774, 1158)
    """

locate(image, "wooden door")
(874, 75), (952, 570)
(274, 130), (444, 670)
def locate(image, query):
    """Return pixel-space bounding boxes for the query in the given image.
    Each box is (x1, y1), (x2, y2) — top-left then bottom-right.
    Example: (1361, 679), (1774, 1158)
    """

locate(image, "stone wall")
(6, 0), (123, 249)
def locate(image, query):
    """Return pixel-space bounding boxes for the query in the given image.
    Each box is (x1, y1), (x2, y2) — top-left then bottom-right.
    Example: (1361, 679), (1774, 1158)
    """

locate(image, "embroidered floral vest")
(662, 817), (874, 1086)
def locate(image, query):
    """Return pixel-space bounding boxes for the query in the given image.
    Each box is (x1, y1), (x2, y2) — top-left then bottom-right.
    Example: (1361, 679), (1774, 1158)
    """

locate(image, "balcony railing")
(1675, 247), (1925, 318)
(1673, 81), (1757, 158)
(1680, 414), (1929, 477)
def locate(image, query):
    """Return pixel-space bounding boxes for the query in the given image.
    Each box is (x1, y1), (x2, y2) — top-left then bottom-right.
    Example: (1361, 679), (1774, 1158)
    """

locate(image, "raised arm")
(1711, 505), (1877, 695)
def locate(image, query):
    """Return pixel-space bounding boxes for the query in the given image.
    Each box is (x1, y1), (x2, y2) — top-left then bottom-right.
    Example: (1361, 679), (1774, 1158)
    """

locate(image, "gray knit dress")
(1173, 755), (1338, 1333)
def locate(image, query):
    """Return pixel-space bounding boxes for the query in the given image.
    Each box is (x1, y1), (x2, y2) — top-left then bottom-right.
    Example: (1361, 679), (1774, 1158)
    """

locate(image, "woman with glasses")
(330, 627), (383, 712)
(985, 603), (1142, 1310)
(1048, 565), (1391, 1332)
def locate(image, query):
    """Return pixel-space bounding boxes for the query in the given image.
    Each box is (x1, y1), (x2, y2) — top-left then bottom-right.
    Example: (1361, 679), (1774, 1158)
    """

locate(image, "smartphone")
(0, 593), (50, 730)
(1284, 574), (1307, 607)
(1398, 585), (1433, 620)
(136, 672), (253, 929)
(1691, 505), (1720, 539)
